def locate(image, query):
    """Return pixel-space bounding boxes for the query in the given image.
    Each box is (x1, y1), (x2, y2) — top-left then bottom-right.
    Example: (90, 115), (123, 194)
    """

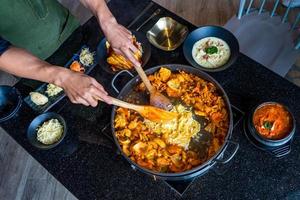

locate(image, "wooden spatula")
(133, 64), (173, 111)
(98, 97), (177, 123)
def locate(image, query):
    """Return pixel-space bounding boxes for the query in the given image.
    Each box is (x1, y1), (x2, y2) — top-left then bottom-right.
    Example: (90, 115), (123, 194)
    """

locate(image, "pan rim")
(111, 64), (234, 178)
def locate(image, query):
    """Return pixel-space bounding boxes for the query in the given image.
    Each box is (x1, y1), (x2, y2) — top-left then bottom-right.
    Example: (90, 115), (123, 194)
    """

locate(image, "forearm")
(79, 0), (116, 31)
(0, 46), (67, 86)
(80, 0), (139, 66)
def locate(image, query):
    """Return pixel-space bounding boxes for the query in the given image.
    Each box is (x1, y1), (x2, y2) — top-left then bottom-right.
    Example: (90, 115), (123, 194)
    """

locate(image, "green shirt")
(0, 0), (80, 59)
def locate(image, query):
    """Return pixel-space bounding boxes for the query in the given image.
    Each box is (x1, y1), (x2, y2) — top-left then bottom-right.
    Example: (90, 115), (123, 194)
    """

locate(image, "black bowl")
(0, 85), (22, 123)
(183, 26), (239, 72)
(27, 112), (67, 150)
(96, 30), (151, 74)
(247, 102), (296, 147)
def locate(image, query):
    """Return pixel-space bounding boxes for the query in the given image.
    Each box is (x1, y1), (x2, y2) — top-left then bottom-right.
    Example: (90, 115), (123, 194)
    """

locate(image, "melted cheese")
(144, 104), (200, 149)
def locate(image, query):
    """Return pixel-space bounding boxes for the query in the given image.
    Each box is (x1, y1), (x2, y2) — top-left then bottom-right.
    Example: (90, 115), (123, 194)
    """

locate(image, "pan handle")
(111, 70), (134, 94)
(215, 140), (239, 164)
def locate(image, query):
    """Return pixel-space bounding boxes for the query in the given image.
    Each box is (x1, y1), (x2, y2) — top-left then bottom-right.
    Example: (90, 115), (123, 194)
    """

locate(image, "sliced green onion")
(205, 46), (218, 54)
(263, 121), (273, 130)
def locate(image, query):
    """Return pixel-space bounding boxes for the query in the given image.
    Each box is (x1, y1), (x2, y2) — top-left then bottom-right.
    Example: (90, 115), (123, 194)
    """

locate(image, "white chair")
(224, 0), (300, 77)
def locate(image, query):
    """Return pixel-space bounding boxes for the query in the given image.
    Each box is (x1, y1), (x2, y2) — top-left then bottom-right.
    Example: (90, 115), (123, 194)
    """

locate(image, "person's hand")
(101, 18), (141, 67)
(55, 68), (112, 107)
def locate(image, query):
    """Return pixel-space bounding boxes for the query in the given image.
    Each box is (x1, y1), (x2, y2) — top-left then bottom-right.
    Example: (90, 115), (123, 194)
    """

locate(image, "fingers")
(67, 79), (111, 107)
(106, 24), (141, 66)
(76, 97), (91, 107)
(92, 87), (112, 105)
(90, 81), (112, 105)
(91, 79), (108, 95)
(91, 79), (112, 104)
(95, 93), (112, 105)
(120, 31), (139, 55)
(66, 83), (94, 107)
(112, 48), (124, 56)
(81, 87), (99, 107)
(121, 47), (141, 67)
(128, 43), (139, 55)
(69, 87), (105, 107)
(79, 84), (111, 107)
(68, 93), (90, 107)
(85, 78), (111, 105)
(112, 39), (140, 61)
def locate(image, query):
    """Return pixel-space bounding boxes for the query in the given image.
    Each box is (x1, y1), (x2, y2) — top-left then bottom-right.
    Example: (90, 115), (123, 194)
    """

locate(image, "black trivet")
(165, 179), (197, 195)
(164, 105), (244, 196)
(92, 105), (245, 196)
(243, 116), (292, 158)
(231, 104), (244, 128)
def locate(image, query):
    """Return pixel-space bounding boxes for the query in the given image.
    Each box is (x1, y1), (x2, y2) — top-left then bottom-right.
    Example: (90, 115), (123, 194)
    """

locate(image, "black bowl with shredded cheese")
(27, 112), (67, 150)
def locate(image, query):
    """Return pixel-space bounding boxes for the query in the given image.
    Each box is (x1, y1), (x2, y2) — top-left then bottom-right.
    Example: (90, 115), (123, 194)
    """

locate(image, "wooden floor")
(1, 1), (300, 199)
(154, 0), (300, 86)
(0, 127), (76, 200)
(153, 0), (300, 26)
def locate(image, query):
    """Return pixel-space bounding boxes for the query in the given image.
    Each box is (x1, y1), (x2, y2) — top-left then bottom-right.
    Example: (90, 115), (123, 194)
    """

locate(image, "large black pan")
(110, 64), (239, 181)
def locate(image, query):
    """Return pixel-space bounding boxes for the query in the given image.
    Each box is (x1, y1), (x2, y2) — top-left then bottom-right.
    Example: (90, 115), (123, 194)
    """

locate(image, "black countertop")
(2, 0), (300, 199)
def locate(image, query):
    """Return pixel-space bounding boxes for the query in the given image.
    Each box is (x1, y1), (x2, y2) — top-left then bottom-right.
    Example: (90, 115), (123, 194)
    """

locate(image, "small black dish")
(27, 112), (67, 150)
(243, 117), (292, 158)
(0, 85), (22, 123)
(24, 45), (97, 114)
(183, 26), (239, 72)
(243, 102), (296, 157)
(96, 30), (151, 74)
(249, 102), (295, 147)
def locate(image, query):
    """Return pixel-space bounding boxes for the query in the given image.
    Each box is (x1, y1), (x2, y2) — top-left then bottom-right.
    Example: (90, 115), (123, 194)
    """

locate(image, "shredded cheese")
(45, 84), (63, 97)
(79, 48), (94, 66)
(144, 104), (200, 149)
(37, 119), (63, 145)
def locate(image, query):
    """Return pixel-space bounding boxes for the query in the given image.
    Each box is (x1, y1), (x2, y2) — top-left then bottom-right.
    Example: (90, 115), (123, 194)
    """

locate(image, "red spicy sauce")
(252, 103), (293, 140)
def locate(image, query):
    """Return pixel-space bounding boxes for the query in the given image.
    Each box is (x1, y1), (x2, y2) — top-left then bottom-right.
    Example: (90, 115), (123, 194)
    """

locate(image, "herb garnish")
(205, 46), (218, 54)
(263, 121), (273, 130)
